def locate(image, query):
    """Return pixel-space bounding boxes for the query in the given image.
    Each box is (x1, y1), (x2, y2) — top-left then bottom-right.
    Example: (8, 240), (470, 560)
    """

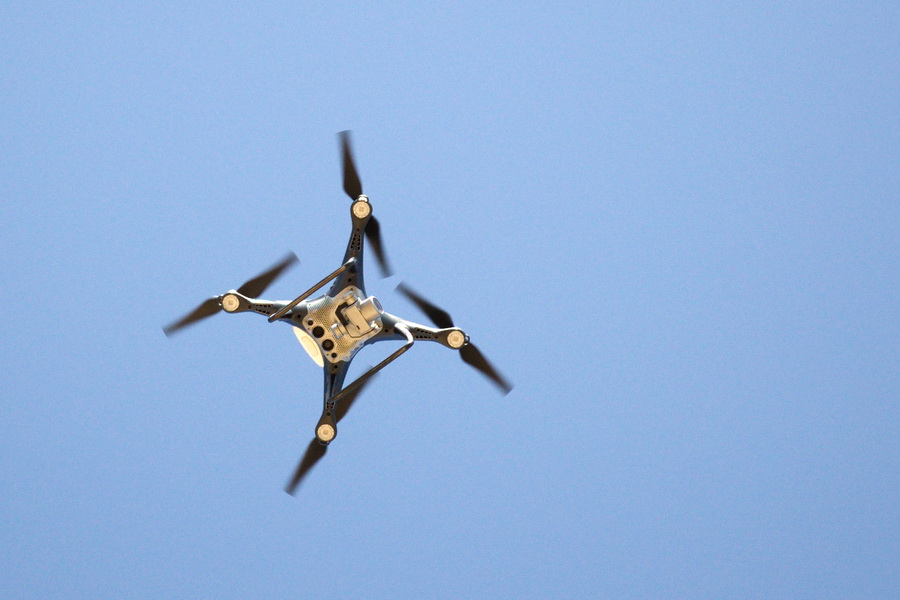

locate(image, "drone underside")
(164, 132), (511, 494)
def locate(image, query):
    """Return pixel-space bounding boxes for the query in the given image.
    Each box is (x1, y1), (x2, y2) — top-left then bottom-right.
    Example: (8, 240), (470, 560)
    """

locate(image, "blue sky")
(1, 3), (897, 598)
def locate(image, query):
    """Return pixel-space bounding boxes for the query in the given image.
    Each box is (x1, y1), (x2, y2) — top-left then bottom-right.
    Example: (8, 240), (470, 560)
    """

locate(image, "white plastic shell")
(293, 326), (325, 367)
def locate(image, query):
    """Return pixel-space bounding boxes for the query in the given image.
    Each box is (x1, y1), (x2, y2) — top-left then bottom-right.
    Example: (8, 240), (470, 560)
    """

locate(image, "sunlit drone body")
(164, 132), (511, 494)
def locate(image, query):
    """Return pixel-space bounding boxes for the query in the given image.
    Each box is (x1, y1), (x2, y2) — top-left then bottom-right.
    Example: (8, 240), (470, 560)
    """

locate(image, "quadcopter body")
(164, 132), (510, 493)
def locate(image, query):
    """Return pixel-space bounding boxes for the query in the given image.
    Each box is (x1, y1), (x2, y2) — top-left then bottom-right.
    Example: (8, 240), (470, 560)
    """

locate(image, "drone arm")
(268, 257), (357, 322)
(329, 323), (415, 407)
(374, 313), (465, 349)
(327, 201), (373, 296)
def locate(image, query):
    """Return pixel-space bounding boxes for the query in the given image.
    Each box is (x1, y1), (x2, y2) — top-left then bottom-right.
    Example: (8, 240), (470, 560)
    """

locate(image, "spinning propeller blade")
(163, 297), (222, 337)
(285, 439), (327, 496)
(163, 252), (298, 336)
(285, 372), (377, 495)
(236, 252), (299, 298)
(396, 283), (512, 394)
(340, 130), (363, 201)
(397, 283), (454, 329)
(365, 216), (392, 277)
(334, 371), (376, 424)
(340, 130), (391, 277)
(460, 343), (513, 395)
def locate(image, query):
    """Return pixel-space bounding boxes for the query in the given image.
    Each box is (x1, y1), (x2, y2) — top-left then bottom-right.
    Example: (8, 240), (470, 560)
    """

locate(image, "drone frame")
(217, 195), (466, 448)
(164, 132), (510, 494)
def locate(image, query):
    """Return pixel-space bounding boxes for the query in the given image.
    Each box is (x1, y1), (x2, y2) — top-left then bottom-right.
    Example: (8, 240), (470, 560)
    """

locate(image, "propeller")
(459, 343), (512, 396)
(162, 297), (221, 337)
(339, 130), (392, 277)
(340, 130), (363, 201)
(163, 252), (298, 336)
(396, 283), (513, 395)
(236, 253), (298, 298)
(285, 438), (326, 497)
(363, 214), (392, 277)
(285, 371), (377, 495)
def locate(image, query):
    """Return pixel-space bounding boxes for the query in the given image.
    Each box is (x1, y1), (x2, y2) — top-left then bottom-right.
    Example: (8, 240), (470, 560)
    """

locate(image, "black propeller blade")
(163, 252), (298, 337)
(396, 283), (512, 395)
(285, 439), (327, 496)
(334, 370), (376, 424)
(365, 216), (392, 277)
(236, 253), (299, 298)
(285, 372), (377, 495)
(460, 343), (513, 395)
(339, 130), (392, 278)
(340, 130), (363, 201)
(163, 297), (222, 337)
(396, 283), (454, 329)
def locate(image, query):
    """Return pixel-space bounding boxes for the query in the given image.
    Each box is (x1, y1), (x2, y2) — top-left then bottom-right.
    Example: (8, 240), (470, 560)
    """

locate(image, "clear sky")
(1, 3), (897, 599)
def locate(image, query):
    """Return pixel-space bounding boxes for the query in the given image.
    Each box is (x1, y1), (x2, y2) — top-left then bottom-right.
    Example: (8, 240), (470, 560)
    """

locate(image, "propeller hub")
(352, 199), (371, 218)
(316, 423), (335, 443)
(222, 293), (241, 312)
(447, 330), (466, 349)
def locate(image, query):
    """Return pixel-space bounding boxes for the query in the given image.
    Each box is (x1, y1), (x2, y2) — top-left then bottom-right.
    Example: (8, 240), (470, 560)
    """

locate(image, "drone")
(164, 132), (512, 494)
